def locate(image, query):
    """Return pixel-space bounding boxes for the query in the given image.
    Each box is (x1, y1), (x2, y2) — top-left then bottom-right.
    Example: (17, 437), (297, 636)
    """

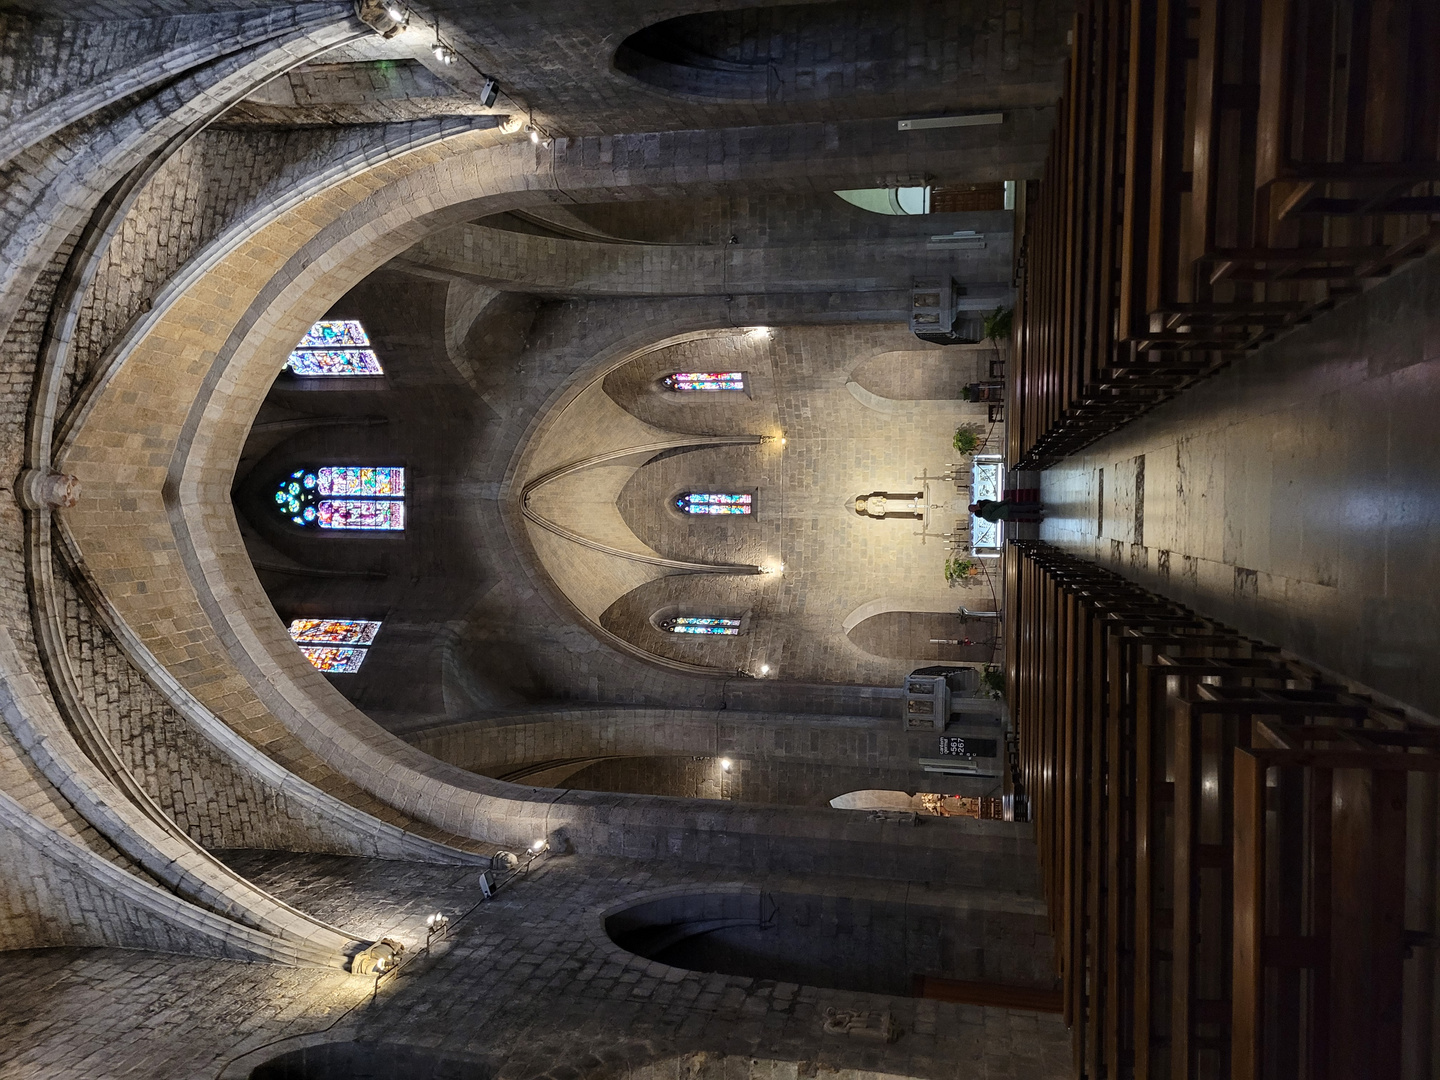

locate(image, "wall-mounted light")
(759, 664), (771, 676)
(720, 758), (733, 771)
(747, 326), (772, 339)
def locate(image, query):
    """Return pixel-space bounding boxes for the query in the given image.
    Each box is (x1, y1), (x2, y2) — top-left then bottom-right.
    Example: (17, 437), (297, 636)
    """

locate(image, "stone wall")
(0, 0), (1055, 996)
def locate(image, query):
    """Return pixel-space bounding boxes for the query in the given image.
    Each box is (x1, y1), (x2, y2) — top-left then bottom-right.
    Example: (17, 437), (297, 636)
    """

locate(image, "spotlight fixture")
(720, 758), (733, 771)
(529, 128), (541, 144)
(423, 911), (450, 951)
(747, 326), (772, 339)
(431, 18), (456, 64)
(759, 664), (771, 675)
(524, 837), (550, 870)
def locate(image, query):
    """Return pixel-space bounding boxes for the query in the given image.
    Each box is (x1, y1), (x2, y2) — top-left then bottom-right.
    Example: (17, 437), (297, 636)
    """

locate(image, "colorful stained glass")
(299, 646), (368, 673)
(298, 320), (369, 347)
(286, 349), (384, 376)
(287, 619), (382, 646)
(661, 372), (746, 392)
(274, 468), (405, 529)
(677, 492), (752, 515)
(663, 616), (743, 636)
(318, 499), (405, 530)
(286, 320), (383, 376)
(317, 466), (404, 498)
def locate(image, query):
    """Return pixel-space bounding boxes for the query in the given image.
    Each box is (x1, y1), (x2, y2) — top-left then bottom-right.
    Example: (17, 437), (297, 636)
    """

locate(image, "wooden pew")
(1232, 721), (1439, 1080)
(1009, 0), (1440, 470)
(1005, 540), (1434, 1078)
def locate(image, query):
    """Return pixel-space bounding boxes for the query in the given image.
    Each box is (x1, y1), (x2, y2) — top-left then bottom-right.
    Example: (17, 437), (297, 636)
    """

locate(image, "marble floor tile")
(1041, 249), (1440, 719)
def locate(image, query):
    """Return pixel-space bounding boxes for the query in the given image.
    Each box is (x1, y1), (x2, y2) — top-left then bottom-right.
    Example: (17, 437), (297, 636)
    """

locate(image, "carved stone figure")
(853, 491), (924, 519)
(822, 1007), (900, 1042)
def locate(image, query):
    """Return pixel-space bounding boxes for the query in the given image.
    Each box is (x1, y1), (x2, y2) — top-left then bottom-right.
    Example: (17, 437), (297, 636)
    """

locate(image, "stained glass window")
(298, 646), (368, 673)
(288, 619), (383, 673)
(676, 492), (752, 515)
(661, 372), (746, 392)
(662, 616), (742, 636)
(288, 619), (382, 646)
(286, 319), (384, 376)
(275, 467), (405, 530)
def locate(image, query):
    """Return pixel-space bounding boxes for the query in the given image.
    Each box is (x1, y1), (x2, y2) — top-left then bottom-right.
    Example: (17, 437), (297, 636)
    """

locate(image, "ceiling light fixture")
(431, 18), (456, 63)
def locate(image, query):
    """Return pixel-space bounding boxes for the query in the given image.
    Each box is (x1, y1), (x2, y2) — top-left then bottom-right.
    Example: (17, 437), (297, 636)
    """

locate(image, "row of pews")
(1008, 0), (1440, 469)
(1005, 540), (1436, 1079)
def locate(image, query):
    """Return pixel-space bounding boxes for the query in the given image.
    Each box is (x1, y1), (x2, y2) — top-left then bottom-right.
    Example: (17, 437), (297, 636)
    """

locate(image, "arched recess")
(846, 610), (997, 663)
(849, 346), (991, 402)
(611, 0), (1066, 113)
(48, 120), (1045, 867)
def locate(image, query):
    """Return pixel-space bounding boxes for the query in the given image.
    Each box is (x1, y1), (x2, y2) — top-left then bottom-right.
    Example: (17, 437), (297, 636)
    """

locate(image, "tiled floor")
(1041, 249), (1440, 720)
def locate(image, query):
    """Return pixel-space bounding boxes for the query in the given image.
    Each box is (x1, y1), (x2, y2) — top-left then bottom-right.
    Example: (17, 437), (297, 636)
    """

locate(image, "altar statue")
(853, 491), (925, 519)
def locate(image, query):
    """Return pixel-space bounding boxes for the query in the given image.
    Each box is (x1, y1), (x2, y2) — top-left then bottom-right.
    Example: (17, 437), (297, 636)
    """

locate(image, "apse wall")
(587, 326), (995, 683)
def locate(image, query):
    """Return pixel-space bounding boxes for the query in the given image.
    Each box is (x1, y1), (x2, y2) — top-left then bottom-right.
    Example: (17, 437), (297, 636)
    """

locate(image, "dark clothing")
(971, 498), (1037, 523)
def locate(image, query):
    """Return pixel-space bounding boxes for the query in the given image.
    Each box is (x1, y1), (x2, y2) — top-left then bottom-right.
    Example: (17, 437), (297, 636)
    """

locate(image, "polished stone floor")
(1042, 248), (1440, 720)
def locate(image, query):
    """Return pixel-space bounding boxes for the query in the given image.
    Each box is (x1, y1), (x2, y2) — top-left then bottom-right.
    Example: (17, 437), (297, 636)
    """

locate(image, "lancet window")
(661, 371), (746, 391)
(288, 618), (382, 673)
(676, 492), (752, 515)
(662, 616), (742, 636)
(274, 466), (405, 530)
(286, 319), (384, 376)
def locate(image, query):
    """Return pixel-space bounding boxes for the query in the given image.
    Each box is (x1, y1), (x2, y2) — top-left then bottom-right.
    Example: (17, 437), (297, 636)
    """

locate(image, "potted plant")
(952, 426), (982, 454)
(981, 666), (1006, 699)
(945, 557), (982, 584)
(983, 305), (1013, 352)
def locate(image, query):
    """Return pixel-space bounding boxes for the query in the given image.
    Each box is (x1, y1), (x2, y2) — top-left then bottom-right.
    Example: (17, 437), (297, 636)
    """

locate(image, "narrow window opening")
(274, 466), (405, 530)
(286, 319), (384, 376)
(288, 618), (383, 672)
